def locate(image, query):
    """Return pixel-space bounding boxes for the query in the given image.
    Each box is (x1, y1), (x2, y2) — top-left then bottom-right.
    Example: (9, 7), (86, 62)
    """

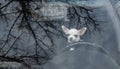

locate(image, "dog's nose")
(69, 38), (73, 41)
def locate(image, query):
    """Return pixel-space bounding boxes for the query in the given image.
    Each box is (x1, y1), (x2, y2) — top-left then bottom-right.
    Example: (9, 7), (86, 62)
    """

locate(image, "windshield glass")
(0, 0), (120, 69)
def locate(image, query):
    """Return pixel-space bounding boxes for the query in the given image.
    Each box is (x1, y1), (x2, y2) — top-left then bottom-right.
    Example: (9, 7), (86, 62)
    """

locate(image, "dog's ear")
(62, 25), (69, 34)
(78, 27), (87, 36)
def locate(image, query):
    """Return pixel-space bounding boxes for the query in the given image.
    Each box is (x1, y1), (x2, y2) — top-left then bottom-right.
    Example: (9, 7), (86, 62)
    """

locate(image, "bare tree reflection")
(0, 0), (101, 68)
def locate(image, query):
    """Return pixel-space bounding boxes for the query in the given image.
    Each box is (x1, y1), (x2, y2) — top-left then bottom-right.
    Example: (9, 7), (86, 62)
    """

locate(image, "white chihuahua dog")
(62, 25), (87, 43)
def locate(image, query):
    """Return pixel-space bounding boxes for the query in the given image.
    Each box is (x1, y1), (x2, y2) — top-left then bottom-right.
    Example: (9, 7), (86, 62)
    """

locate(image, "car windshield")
(0, 0), (120, 69)
(43, 0), (120, 69)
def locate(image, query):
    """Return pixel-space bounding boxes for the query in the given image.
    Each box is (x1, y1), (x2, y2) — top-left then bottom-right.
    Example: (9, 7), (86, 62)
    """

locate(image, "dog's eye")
(74, 35), (78, 37)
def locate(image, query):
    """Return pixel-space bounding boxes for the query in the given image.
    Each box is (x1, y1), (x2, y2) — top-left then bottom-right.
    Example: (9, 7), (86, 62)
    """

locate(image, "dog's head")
(62, 25), (87, 43)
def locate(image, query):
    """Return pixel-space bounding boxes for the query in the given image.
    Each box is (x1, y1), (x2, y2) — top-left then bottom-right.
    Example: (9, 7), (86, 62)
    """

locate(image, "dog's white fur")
(62, 25), (87, 43)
